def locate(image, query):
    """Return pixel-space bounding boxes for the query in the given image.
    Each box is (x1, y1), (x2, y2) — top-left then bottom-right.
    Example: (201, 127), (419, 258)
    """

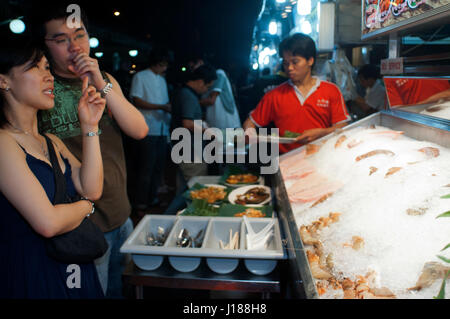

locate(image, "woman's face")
(4, 56), (55, 110)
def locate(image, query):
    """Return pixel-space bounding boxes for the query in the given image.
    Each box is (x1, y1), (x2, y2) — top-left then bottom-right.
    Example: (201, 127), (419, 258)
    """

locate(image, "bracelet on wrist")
(100, 82), (113, 98)
(84, 129), (102, 137)
(80, 197), (95, 217)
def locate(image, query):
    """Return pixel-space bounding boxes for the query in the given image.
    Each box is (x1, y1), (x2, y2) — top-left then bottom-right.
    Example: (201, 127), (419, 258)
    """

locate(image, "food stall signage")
(381, 58), (404, 75)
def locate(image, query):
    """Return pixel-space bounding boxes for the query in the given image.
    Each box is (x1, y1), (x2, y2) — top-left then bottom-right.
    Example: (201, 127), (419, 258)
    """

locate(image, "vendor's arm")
(417, 88), (450, 105)
(295, 122), (348, 144)
(295, 85), (350, 143)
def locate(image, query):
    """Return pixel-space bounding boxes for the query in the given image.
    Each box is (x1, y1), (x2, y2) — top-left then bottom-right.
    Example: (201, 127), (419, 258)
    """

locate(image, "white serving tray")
(120, 215), (286, 274)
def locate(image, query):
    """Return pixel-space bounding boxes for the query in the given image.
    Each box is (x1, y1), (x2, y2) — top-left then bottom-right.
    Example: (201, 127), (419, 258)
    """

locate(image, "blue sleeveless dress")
(0, 150), (104, 299)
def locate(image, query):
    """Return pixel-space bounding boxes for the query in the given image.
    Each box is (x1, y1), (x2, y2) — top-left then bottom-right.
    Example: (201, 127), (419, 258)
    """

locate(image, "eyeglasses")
(45, 31), (88, 47)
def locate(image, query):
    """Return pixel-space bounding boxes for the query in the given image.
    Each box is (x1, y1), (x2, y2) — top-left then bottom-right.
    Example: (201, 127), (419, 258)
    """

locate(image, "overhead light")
(114, 11), (121, 16)
(258, 47), (277, 66)
(9, 19), (26, 34)
(252, 63), (259, 70)
(297, 0), (312, 15)
(181, 67), (187, 72)
(129, 50), (138, 57)
(89, 37), (99, 48)
(318, 1), (335, 51)
(276, 0), (286, 3)
(269, 21), (278, 35)
(94, 52), (104, 58)
(300, 20), (312, 34)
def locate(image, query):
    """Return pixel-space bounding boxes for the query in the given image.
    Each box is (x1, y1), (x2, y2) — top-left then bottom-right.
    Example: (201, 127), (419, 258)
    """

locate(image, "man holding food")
(243, 33), (351, 154)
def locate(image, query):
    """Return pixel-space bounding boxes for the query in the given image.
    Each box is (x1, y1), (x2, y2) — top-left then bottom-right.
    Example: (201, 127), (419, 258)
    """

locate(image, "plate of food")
(185, 184), (229, 205)
(225, 173), (261, 186)
(220, 165), (262, 187)
(218, 203), (273, 218)
(228, 186), (272, 207)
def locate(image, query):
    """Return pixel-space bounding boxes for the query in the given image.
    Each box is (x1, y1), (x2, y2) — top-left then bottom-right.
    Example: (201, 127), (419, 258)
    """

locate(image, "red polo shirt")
(250, 78), (351, 154)
(384, 78), (450, 107)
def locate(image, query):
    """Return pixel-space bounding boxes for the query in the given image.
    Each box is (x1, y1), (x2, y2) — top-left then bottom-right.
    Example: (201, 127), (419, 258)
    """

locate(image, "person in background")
(0, 38), (105, 298)
(353, 64), (386, 115)
(188, 57), (241, 129)
(129, 46), (171, 215)
(243, 33), (351, 154)
(171, 63), (217, 183)
(33, 3), (148, 298)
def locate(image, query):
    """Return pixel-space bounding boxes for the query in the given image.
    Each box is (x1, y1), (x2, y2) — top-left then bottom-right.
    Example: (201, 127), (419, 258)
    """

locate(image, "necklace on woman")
(8, 123), (49, 160)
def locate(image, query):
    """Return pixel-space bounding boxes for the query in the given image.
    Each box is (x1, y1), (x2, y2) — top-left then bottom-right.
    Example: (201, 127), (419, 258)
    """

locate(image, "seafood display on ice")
(280, 125), (450, 299)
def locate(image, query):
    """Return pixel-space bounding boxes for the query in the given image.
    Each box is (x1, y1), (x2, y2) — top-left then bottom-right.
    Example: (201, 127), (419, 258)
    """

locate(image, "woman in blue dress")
(0, 38), (105, 298)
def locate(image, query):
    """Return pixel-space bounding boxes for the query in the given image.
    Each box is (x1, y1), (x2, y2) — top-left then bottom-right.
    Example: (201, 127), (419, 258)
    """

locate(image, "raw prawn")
(307, 250), (333, 280)
(310, 192), (334, 208)
(385, 167), (402, 178)
(306, 143), (321, 156)
(408, 262), (450, 291)
(299, 225), (320, 246)
(419, 147), (440, 158)
(369, 167), (378, 176)
(370, 130), (404, 139)
(335, 135), (347, 148)
(343, 236), (365, 250)
(347, 139), (363, 149)
(355, 149), (395, 162)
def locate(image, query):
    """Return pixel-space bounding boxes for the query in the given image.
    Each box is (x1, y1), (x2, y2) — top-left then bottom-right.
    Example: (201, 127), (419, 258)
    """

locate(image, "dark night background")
(1, 0), (264, 89)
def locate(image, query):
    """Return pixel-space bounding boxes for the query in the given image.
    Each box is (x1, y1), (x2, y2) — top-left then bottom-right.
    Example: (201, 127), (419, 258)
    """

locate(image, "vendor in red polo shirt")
(243, 33), (351, 154)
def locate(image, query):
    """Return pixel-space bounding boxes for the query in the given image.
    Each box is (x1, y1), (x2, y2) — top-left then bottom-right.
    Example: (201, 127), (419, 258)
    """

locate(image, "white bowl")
(133, 255), (164, 271)
(244, 259), (277, 275)
(206, 258), (239, 274)
(168, 256), (201, 273)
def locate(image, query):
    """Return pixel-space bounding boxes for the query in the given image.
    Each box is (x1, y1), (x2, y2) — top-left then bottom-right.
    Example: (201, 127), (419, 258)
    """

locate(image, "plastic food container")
(120, 215), (286, 275)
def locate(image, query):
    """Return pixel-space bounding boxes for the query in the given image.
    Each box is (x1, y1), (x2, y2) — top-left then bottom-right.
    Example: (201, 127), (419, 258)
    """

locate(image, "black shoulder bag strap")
(43, 134), (71, 204)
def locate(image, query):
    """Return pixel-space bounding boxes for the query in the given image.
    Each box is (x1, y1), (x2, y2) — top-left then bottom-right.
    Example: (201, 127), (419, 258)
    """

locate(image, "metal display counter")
(270, 110), (450, 299)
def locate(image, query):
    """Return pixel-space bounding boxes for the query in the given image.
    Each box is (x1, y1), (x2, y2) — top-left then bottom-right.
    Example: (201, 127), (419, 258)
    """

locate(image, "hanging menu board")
(362, 0), (450, 38)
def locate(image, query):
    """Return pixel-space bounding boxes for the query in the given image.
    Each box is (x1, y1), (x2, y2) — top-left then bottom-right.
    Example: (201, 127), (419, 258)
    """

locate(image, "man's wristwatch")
(100, 82), (113, 98)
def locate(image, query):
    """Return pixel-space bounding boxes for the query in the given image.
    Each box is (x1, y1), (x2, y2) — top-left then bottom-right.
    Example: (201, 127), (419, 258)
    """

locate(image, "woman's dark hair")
(0, 37), (45, 127)
(184, 63), (217, 84)
(279, 33), (317, 67)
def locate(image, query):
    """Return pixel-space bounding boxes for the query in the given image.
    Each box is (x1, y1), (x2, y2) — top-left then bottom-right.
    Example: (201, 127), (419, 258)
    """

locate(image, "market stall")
(269, 0), (450, 299)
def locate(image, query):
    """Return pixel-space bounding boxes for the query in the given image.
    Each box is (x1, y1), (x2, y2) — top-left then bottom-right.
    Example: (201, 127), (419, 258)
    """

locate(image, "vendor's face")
(44, 18), (90, 77)
(2, 56), (55, 110)
(282, 51), (314, 83)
